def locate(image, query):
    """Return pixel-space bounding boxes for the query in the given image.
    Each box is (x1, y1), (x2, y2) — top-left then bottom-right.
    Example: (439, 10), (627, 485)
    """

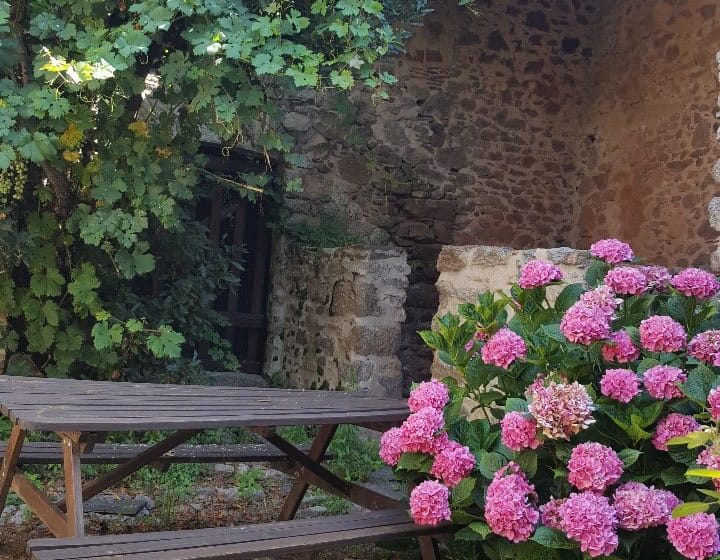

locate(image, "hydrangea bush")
(381, 239), (720, 560)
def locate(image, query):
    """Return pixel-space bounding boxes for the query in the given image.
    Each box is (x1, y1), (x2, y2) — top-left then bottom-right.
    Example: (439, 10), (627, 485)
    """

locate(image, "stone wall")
(432, 245), (590, 378)
(570, 1), (720, 266)
(274, 0), (720, 389)
(263, 236), (410, 397)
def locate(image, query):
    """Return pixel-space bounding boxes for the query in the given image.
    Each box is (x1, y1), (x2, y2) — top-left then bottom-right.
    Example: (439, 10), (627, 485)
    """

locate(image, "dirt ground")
(0, 469), (417, 560)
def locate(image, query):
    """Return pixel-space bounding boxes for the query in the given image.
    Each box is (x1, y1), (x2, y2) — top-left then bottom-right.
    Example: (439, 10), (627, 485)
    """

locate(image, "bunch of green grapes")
(0, 159), (28, 204)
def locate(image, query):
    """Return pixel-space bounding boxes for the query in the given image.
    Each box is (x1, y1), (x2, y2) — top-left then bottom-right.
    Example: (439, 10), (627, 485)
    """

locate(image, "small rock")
(297, 505), (327, 518)
(217, 487), (238, 500)
(214, 463), (235, 474)
(195, 486), (215, 499)
(189, 503), (203, 512)
(235, 463), (250, 475)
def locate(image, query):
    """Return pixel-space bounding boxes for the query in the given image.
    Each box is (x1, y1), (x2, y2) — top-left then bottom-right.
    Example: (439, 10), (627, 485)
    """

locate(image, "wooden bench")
(0, 441), (321, 468)
(28, 509), (447, 560)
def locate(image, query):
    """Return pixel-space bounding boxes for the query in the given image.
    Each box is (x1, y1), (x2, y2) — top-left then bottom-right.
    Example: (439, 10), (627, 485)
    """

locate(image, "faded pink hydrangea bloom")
(519, 259), (563, 289)
(579, 285), (623, 318)
(612, 482), (676, 530)
(709, 388), (720, 422)
(527, 379), (595, 440)
(481, 327), (527, 369)
(639, 315), (686, 353)
(379, 427), (404, 467)
(590, 238), (634, 264)
(409, 480), (451, 526)
(642, 365), (687, 400)
(698, 445), (720, 490)
(600, 369), (641, 403)
(558, 492), (619, 558)
(640, 265), (672, 291)
(500, 412), (541, 451)
(539, 498), (566, 530)
(671, 268), (720, 300)
(602, 331), (640, 364)
(604, 266), (648, 296)
(407, 380), (450, 413)
(429, 439), (475, 488)
(689, 330), (720, 367)
(652, 413), (700, 451)
(484, 462), (539, 543)
(567, 442), (623, 493)
(399, 407), (445, 454)
(667, 513), (720, 560)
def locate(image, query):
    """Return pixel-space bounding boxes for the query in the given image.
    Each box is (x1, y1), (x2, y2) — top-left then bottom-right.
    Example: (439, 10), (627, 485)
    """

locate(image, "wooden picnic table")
(0, 375), (411, 540)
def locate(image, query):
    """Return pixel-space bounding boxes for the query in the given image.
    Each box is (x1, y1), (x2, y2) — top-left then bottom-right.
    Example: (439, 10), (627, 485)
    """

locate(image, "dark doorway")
(195, 143), (274, 375)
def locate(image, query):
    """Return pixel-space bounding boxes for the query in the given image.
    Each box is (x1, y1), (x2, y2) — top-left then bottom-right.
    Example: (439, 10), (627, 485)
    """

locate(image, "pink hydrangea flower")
(689, 331), (720, 367)
(604, 266), (648, 296)
(408, 380), (450, 413)
(481, 328), (527, 369)
(640, 265), (672, 291)
(602, 331), (640, 364)
(698, 445), (720, 490)
(567, 442), (624, 493)
(560, 302), (612, 345)
(671, 268), (720, 300)
(612, 482), (676, 530)
(527, 380), (595, 440)
(652, 413), (700, 451)
(655, 489), (682, 517)
(600, 368), (641, 403)
(558, 492), (619, 557)
(379, 427), (404, 466)
(667, 513), (720, 560)
(539, 498), (566, 530)
(709, 388), (720, 422)
(430, 439), (476, 487)
(409, 480), (451, 526)
(500, 412), (541, 451)
(590, 238), (634, 264)
(639, 315), (687, 353)
(579, 285), (623, 318)
(643, 365), (687, 400)
(484, 462), (539, 543)
(399, 407), (445, 454)
(519, 260), (563, 289)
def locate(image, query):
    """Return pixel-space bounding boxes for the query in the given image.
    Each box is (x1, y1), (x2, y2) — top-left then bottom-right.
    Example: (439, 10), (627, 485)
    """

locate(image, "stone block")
(282, 112), (311, 132)
(351, 319), (401, 355)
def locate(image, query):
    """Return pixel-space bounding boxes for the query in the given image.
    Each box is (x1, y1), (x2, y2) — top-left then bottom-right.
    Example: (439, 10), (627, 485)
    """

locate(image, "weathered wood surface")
(28, 509), (449, 560)
(0, 376), (409, 431)
(0, 441), (324, 465)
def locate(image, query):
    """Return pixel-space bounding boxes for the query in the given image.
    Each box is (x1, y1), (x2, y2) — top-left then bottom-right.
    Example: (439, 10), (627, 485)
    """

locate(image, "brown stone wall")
(570, 1), (720, 267)
(283, 0), (597, 390)
(263, 237), (409, 397)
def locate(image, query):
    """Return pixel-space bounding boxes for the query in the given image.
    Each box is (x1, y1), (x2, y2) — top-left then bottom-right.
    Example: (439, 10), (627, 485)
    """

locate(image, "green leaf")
(91, 321), (124, 350)
(451, 477), (475, 507)
(585, 260), (610, 287)
(478, 451), (507, 479)
(539, 323), (566, 343)
(505, 398), (529, 413)
(146, 325), (184, 358)
(396, 452), (433, 473)
(30, 268), (65, 297)
(531, 526), (576, 549)
(686, 468), (720, 479)
(683, 365), (717, 402)
(554, 283), (584, 313)
(617, 449), (642, 468)
(672, 501), (710, 518)
(668, 430), (713, 449)
(515, 450), (538, 478)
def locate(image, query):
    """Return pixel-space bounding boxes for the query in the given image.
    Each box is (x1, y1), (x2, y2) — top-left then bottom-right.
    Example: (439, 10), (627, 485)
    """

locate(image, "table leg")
(419, 536), (440, 560)
(0, 425), (26, 511)
(62, 434), (85, 537)
(276, 424), (337, 521)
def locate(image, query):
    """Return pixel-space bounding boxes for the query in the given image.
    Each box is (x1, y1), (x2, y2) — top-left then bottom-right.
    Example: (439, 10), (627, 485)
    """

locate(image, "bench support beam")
(0, 425), (26, 512)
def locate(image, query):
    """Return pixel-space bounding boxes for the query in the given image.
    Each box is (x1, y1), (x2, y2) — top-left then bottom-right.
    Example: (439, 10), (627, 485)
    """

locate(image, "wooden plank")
(29, 509), (413, 549)
(419, 536), (440, 560)
(1, 442), (327, 466)
(0, 424), (26, 511)
(28, 510), (449, 560)
(56, 430), (199, 511)
(12, 471), (70, 538)
(61, 435), (85, 537)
